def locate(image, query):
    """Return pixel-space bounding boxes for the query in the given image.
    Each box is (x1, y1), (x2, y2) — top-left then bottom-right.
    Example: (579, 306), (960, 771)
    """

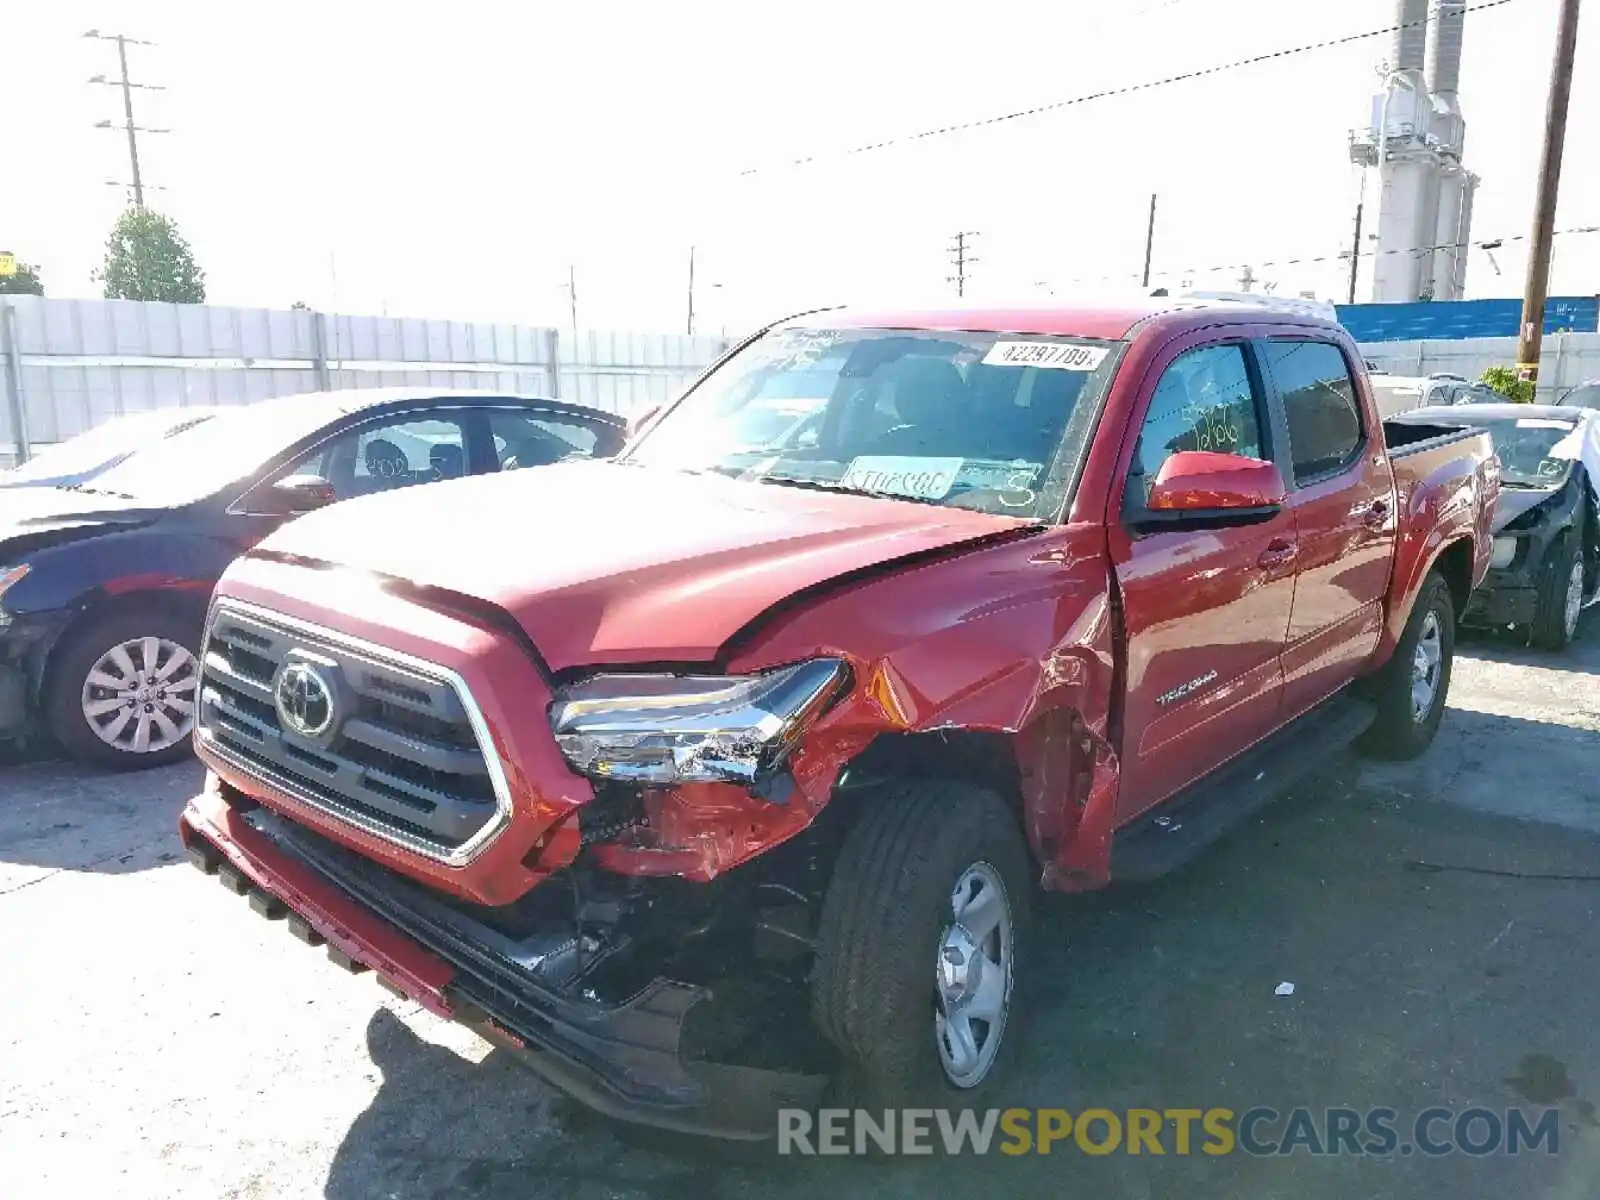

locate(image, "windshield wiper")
(752, 474), (947, 506)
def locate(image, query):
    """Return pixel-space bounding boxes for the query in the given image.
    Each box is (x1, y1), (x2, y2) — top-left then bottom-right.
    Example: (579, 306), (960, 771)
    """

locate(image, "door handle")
(1363, 498), (1390, 529)
(1257, 540), (1298, 570)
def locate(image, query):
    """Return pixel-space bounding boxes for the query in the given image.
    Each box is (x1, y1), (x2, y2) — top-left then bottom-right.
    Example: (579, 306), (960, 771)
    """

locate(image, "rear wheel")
(46, 607), (201, 770)
(1358, 570), (1455, 761)
(1530, 535), (1584, 652)
(810, 780), (1032, 1106)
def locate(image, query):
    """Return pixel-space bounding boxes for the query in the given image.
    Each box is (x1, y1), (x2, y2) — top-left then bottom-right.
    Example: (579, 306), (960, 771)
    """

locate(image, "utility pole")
(1347, 200), (1365, 304)
(1515, 0), (1583, 386)
(686, 246), (696, 336)
(947, 231), (979, 298)
(564, 265), (578, 336)
(1238, 264), (1257, 293)
(85, 30), (166, 208)
(1141, 194), (1158, 288)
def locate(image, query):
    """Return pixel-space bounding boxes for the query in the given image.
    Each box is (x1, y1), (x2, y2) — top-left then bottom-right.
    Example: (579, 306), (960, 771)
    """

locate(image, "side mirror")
(628, 404), (663, 439)
(263, 473), (338, 515)
(1136, 451), (1286, 531)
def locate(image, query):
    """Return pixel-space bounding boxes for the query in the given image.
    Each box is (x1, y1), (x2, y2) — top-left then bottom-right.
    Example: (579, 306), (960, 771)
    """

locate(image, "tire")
(45, 606), (202, 771)
(1357, 569), (1455, 761)
(1530, 534), (1584, 652)
(810, 780), (1032, 1108)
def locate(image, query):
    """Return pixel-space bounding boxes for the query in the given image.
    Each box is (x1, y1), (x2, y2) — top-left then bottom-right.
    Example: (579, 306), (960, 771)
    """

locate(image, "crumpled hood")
(1491, 484), (1567, 532)
(250, 460), (1038, 669)
(0, 486), (165, 554)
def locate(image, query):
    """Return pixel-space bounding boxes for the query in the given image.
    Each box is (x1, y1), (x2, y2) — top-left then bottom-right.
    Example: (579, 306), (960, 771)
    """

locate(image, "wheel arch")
(35, 584), (210, 706)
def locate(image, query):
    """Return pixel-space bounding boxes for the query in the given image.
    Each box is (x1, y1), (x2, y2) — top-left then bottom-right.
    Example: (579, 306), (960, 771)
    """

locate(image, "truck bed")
(1383, 418), (1496, 500)
(1382, 418), (1481, 457)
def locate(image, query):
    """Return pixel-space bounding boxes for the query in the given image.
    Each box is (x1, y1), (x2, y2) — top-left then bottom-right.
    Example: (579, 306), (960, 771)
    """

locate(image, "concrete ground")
(2, 627), (1599, 1199)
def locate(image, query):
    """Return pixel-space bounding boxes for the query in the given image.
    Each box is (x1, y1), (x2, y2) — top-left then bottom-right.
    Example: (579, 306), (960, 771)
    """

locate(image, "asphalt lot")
(3, 627), (1599, 1199)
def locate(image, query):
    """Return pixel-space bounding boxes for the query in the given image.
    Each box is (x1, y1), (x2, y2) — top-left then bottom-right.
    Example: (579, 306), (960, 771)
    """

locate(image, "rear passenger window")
(1265, 340), (1364, 481)
(1127, 343), (1264, 503)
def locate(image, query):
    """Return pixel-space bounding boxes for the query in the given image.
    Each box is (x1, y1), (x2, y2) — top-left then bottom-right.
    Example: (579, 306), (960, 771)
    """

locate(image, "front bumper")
(0, 608), (75, 738)
(1462, 570), (1539, 628)
(178, 781), (826, 1140)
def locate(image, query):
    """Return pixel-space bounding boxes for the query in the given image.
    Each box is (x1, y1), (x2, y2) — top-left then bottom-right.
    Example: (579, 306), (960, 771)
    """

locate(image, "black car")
(0, 388), (625, 768)
(1390, 403), (1598, 650)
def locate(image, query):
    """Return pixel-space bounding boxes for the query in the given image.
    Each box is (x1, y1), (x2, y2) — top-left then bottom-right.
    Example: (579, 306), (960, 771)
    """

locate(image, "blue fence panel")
(1336, 296), (1599, 343)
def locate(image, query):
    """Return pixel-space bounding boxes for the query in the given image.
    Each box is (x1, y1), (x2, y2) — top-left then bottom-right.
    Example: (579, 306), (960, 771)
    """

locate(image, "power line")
(947, 232), (979, 298)
(1037, 222), (1600, 291)
(85, 30), (167, 208)
(737, 0), (1521, 177)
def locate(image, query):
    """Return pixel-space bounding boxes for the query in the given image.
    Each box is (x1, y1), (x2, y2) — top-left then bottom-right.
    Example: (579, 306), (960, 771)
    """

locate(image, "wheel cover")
(80, 636), (199, 754)
(934, 861), (1014, 1088)
(1564, 560), (1584, 638)
(1410, 611), (1443, 723)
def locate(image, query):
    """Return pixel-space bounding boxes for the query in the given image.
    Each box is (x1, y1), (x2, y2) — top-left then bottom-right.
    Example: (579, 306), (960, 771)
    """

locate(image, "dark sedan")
(0, 388), (625, 768)
(1391, 403), (1597, 650)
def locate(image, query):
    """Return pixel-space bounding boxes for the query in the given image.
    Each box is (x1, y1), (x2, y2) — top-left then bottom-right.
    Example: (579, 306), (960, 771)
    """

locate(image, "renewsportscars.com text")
(777, 1106), (1562, 1157)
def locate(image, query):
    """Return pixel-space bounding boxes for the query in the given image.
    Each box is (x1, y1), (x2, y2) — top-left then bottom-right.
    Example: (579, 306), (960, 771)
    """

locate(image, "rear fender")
(1370, 448), (1495, 669)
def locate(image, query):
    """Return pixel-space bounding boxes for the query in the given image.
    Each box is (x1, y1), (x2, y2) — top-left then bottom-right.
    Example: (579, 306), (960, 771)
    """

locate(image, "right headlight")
(549, 657), (850, 787)
(1490, 536), (1519, 569)
(0, 564), (29, 627)
(0, 563), (30, 601)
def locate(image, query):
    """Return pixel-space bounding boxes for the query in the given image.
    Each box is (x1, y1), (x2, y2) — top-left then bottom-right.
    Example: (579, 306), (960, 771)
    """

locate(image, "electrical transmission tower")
(947, 231), (980, 297)
(85, 30), (168, 208)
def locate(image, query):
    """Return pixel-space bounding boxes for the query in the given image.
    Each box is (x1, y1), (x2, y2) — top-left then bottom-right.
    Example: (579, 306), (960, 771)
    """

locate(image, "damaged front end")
(181, 777), (836, 1140)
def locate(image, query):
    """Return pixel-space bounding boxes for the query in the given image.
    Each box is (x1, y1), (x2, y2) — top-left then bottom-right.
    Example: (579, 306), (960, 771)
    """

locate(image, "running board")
(1109, 692), (1378, 883)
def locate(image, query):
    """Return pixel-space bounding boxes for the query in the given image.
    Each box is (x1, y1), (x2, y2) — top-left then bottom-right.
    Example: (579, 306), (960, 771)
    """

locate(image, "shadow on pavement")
(0, 756), (203, 884)
(1363, 706), (1600, 835)
(1457, 615), (1600, 675)
(321, 763), (1600, 1200)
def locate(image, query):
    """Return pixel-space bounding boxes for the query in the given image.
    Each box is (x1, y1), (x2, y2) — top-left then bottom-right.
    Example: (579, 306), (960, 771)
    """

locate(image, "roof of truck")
(798, 295), (1340, 341)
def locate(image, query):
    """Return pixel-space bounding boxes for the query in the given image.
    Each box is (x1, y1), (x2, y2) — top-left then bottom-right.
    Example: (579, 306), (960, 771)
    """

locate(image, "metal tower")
(1349, 0), (1478, 302)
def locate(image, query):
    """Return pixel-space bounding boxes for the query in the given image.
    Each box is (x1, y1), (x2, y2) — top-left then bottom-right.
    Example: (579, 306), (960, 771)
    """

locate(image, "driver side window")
(1127, 344), (1264, 504)
(276, 414), (469, 502)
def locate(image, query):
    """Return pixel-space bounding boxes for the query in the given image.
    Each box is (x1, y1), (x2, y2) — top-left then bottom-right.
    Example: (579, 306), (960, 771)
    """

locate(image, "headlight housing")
(550, 658), (849, 786)
(1490, 536), (1519, 569)
(0, 565), (30, 624)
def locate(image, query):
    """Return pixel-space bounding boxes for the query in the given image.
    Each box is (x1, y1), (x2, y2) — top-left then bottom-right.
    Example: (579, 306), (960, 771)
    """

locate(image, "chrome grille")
(196, 601), (509, 861)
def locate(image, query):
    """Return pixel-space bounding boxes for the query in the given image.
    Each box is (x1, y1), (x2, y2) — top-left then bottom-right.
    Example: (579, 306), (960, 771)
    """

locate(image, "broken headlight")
(0, 564), (31, 627)
(549, 658), (849, 786)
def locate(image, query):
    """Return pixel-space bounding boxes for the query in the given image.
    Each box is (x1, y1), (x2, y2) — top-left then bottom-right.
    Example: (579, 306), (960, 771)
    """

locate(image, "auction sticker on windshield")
(982, 341), (1109, 371)
(841, 457), (964, 500)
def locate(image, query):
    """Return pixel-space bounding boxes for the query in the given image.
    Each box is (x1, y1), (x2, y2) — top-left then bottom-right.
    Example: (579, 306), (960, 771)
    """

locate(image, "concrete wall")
(1360, 331), (1600, 403)
(7, 296), (1600, 465)
(0, 296), (729, 460)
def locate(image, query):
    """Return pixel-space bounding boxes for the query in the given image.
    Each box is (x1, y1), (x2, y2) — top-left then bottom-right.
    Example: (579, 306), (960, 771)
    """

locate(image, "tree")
(1481, 365), (1535, 403)
(290, 300), (311, 311)
(0, 259), (44, 296)
(93, 207), (206, 303)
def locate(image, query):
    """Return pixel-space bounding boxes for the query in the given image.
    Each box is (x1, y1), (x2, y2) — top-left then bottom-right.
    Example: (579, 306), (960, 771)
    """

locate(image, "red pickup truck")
(180, 299), (1497, 1137)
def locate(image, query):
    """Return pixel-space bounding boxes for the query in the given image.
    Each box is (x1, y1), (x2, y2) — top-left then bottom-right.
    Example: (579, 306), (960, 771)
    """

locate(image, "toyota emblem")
(275, 661), (336, 738)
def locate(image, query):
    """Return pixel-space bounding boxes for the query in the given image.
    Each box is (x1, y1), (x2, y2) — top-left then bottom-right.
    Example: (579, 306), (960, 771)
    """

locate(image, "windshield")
(623, 326), (1122, 519)
(81, 396), (340, 504)
(4, 411), (215, 485)
(1478, 416), (1579, 487)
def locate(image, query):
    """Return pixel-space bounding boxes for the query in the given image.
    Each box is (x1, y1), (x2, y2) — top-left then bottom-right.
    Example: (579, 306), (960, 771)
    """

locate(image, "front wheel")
(810, 780), (1032, 1105)
(1358, 569), (1455, 761)
(1530, 536), (1584, 652)
(45, 607), (201, 770)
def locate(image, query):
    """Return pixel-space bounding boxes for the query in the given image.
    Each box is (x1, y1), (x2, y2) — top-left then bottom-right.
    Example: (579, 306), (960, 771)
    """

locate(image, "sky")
(2, 0), (1596, 336)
